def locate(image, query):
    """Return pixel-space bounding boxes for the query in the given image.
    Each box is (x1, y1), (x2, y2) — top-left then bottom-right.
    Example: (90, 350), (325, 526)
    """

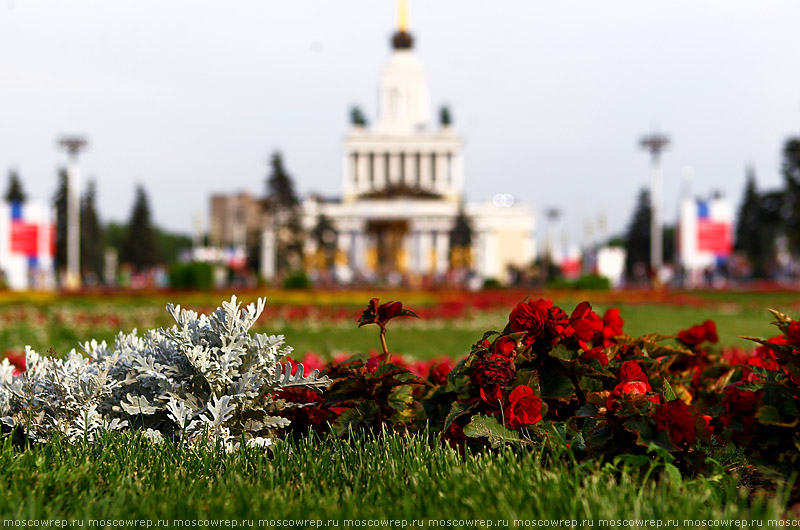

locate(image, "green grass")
(0, 295), (791, 360)
(0, 431), (789, 521)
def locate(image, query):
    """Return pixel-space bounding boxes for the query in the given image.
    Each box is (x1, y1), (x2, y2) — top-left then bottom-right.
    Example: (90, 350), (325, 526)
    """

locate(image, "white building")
(263, 2), (536, 284)
(0, 201), (56, 290)
(677, 194), (734, 285)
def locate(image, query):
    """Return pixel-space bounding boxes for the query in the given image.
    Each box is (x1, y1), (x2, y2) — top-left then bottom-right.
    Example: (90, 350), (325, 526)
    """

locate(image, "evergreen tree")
(735, 168), (769, 276)
(781, 137), (800, 251)
(439, 105), (452, 127)
(80, 180), (104, 282)
(624, 188), (651, 278)
(350, 106), (368, 127)
(266, 152), (299, 208)
(121, 185), (158, 271)
(265, 152), (303, 273)
(53, 169), (68, 271)
(5, 169), (26, 203)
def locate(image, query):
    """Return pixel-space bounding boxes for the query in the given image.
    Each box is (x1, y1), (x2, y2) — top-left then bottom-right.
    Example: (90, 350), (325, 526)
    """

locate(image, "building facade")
(258, 5), (535, 285)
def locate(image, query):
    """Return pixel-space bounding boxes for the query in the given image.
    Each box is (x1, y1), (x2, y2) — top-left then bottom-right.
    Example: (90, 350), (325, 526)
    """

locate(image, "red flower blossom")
(568, 302), (604, 345)
(358, 298), (418, 327)
(508, 298), (569, 348)
(428, 359), (454, 385)
(787, 321), (800, 346)
(601, 308), (625, 346)
(4, 352), (25, 376)
(492, 336), (518, 359)
(719, 386), (761, 429)
(505, 385), (543, 429)
(579, 346), (608, 366)
(471, 354), (516, 390)
(677, 320), (718, 347)
(619, 361), (651, 391)
(365, 355), (381, 374)
(652, 399), (697, 445)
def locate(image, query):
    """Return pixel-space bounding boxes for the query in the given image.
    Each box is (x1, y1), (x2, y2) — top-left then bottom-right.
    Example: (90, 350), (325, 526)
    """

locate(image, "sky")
(1, 0), (799, 248)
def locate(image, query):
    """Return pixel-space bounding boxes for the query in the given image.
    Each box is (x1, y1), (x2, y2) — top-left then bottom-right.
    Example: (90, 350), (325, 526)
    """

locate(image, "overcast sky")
(2, 1), (799, 247)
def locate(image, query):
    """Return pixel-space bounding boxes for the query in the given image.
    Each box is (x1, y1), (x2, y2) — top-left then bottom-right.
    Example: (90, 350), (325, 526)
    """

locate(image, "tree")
(121, 185), (158, 271)
(624, 188), (651, 278)
(350, 106), (368, 127)
(5, 169), (26, 203)
(265, 152), (304, 274)
(735, 168), (770, 277)
(80, 180), (104, 282)
(266, 152), (299, 209)
(439, 105), (452, 128)
(449, 206), (473, 270)
(781, 137), (800, 251)
(53, 168), (68, 271)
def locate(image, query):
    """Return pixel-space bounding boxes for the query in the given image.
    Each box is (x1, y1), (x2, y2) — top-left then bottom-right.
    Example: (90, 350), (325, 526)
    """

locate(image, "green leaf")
(662, 463), (682, 482)
(334, 401), (379, 437)
(462, 414), (520, 448)
(513, 368), (540, 393)
(387, 385), (413, 412)
(576, 404), (600, 417)
(539, 374), (574, 399)
(662, 380), (677, 402)
(755, 405), (799, 428)
(549, 344), (578, 361)
(442, 401), (477, 434)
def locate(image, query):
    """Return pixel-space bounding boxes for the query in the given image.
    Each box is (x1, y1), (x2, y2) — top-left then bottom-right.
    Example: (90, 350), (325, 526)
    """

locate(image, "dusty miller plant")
(0, 296), (330, 450)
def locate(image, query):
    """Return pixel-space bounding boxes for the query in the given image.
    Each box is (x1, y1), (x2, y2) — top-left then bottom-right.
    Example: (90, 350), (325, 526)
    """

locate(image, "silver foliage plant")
(0, 296), (330, 450)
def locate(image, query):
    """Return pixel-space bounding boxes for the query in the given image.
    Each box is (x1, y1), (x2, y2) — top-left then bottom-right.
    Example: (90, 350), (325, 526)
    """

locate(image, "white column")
(453, 152), (464, 194)
(357, 152), (370, 193)
(389, 153), (401, 186)
(418, 230), (432, 273)
(436, 153), (448, 194)
(341, 154), (351, 197)
(375, 153), (387, 190)
(66, 156), (81, 288)
(435, 230), (449, 274)
(260, 228), (276, 281)
(420, 153), (432, 190)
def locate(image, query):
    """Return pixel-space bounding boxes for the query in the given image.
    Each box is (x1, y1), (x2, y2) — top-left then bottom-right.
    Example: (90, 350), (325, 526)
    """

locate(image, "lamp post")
(58, 136), (88, 290)
(640, 132), (670, 284)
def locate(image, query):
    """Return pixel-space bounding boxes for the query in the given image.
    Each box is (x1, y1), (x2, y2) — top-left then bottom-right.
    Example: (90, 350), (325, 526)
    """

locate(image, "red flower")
(677, 320), (718, 347)
(505, 385), (543, 429)
(579, 346), (608, 366)
(652, 399), (697, 445)
(787, 321), (800, 346)
(492, 336), (518, 359)
(365, 355), (381, 374)
(719, 386), (761, 429)
(358, 298), (418, 327)
(428, 359), (454, 385)
(4, 352), (25, 376)
(601, 308), (625, 346)
(619, 361), (651, 391)
(471, 353), (516, 390)
(508, 299), (569, 348)
(568, 302), (604, 345)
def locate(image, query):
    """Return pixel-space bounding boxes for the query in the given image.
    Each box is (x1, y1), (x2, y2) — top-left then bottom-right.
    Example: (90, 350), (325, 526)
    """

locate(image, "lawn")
(0, 431), (788, 522)
(0, 288), (798, 522)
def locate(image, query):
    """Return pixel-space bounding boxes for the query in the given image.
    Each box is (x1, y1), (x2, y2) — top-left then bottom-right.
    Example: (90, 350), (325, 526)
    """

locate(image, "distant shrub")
(574, 274), (611, 291)
(482, 278), (502, 289)
(170, 262), (214, 290)
(283, 271), (311, 290)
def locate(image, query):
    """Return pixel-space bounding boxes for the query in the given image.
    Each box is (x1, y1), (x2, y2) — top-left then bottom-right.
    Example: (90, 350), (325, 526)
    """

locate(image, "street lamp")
(640, 132), (670, 284)
(58, 135), (88, 290)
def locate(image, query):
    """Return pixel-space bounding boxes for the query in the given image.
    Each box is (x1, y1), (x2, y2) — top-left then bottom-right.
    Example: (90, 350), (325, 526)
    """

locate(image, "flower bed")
(1, 294), (799, 504)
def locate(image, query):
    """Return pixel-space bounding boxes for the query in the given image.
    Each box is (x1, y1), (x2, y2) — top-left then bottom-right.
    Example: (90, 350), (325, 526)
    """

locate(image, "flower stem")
(379, 325), (390, 361)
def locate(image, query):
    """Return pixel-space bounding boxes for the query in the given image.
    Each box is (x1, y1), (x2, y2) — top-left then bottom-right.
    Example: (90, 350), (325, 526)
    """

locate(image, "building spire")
(397, 0), (408, 32)
(391, 0), (413, 50)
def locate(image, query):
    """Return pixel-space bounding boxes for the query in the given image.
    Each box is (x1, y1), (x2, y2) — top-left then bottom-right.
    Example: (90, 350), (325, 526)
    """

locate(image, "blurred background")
(1, 0), (799, 292)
